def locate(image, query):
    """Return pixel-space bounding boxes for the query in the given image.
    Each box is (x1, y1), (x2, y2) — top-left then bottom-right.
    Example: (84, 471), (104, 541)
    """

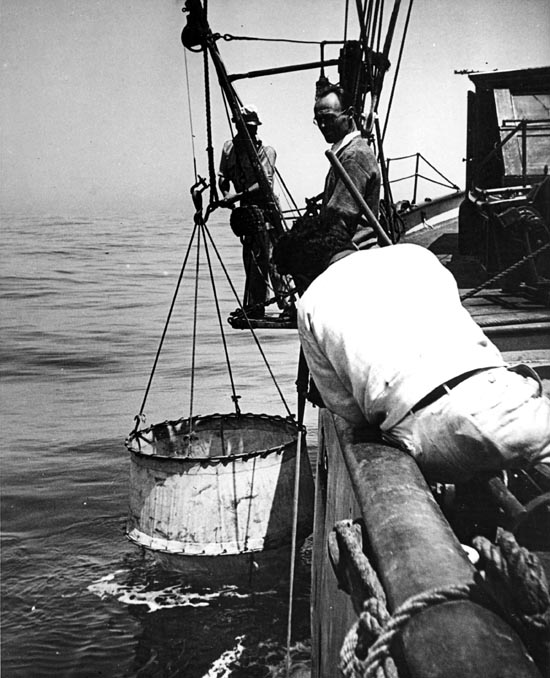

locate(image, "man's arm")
(298, 323), (366, 426)
(322, 146), (380, 237)
(262, 146), (277, 187)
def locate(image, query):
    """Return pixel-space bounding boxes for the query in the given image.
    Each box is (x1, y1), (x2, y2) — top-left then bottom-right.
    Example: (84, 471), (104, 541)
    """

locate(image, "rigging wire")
(376, 0), (384, 54)
(217, 33), (343, 46)
(188, 225), (202, 426)
(382, 0), (414, 141)
(368, 0), (377, 52)
(136, 221), (199, 423)
(202, 223), (293, 418)
(203, 43), (219, 204)
(344, 0), (350, 43)
(274, 167), (300, 218)
(183, 48), (198, 183)
(201, 222), (242, 415)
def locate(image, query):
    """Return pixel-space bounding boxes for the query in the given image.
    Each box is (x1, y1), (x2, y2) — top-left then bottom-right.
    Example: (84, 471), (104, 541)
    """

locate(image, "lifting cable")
(135, 212), (293, 429)
(134, 221), (199, 428)
(285, 352), (308, 678)
(201, 221), (293, 418)
(188, 225), (202, 426)
(202, 223), (241, 415)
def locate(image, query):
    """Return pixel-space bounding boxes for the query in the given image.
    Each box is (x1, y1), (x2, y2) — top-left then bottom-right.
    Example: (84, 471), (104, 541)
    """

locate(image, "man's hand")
(219, 192), (239, 208)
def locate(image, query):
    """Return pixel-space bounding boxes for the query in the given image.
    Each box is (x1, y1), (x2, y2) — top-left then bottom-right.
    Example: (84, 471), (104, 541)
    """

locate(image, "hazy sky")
(1, 0), (549, 215)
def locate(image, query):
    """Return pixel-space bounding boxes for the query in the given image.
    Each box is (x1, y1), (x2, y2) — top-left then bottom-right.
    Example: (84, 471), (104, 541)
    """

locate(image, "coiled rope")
(339, 527), (550, 678)
(473, 528), (550, 635)
(340, 583), (473, 678)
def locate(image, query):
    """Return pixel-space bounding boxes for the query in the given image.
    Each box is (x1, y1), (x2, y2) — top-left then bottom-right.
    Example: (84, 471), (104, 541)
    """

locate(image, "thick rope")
(460, 239), (550, 302)
(473, 528), (550, 635)
(340, 584), (473, 678)
(340, 528), (550, 677)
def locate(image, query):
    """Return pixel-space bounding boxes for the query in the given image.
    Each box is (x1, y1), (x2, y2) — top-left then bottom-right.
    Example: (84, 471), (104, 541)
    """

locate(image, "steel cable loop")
(201, 222), (241, 415)
(460, 239), (550, 302)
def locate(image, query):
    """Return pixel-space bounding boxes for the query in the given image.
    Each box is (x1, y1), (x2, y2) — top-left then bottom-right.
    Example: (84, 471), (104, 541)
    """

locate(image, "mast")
(181, 0), (285, 237)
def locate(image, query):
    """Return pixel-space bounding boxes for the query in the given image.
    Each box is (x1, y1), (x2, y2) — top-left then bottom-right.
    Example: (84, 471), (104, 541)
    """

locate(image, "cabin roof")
(468, 66), (550, 93)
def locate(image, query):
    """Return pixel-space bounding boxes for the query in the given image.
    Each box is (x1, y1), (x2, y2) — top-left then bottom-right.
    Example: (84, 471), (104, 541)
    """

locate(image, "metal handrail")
(386, 152), (460, 205)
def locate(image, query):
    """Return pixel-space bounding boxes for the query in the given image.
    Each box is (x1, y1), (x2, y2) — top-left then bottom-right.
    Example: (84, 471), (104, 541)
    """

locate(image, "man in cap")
(218, 105), (278, 318)
(314, 84), (381, 247)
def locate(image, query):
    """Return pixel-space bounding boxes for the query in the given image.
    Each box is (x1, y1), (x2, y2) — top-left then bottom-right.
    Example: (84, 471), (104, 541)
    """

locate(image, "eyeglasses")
(313, 111), (348, 127)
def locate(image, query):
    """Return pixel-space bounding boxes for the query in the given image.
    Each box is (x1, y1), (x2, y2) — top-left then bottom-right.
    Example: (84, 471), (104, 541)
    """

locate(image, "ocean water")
(1, 212), (316, 677)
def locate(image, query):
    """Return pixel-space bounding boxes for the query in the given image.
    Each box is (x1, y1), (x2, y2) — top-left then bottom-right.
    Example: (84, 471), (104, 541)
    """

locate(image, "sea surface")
(1, 212), (317, 677)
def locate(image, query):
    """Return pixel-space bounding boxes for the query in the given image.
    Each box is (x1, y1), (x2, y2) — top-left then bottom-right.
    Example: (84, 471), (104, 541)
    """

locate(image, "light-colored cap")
(241, 104), (262, 125)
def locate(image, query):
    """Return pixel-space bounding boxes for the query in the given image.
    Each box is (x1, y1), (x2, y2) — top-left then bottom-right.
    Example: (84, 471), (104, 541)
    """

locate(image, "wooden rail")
(311, 411), (542, 677)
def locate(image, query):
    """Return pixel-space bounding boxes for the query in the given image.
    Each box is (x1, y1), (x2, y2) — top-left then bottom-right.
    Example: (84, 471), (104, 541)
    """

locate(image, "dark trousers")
(242, 228), (270, 313)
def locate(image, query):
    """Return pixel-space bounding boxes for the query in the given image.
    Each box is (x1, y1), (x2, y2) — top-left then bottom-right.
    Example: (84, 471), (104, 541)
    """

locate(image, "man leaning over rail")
(273, 218), (550, 483)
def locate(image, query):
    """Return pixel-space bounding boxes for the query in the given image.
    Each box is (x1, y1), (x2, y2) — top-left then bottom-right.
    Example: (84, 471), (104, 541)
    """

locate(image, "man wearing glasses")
(314, 84), (381, 247)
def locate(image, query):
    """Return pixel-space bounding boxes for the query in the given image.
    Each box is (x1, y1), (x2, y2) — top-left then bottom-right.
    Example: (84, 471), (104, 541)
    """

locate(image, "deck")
(404, 214), (550, 355)
(230, 212), (550, 357)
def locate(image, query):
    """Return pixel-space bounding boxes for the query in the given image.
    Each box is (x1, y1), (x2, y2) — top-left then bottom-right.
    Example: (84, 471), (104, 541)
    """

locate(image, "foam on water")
(201, 636), (245, 678)
(88, 569), (274, 613)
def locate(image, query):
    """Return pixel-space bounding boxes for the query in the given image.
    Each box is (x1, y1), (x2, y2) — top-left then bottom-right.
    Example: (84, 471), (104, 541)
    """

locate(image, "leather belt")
(411, 368), (489, 414)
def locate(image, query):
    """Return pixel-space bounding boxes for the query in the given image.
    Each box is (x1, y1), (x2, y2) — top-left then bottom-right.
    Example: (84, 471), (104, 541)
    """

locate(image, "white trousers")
(387, 366), (550, 483)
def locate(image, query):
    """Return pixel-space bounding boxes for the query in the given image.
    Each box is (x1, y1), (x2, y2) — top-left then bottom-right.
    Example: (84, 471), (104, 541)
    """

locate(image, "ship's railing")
(386, 152), (460, 207)
(311, 410), (545, 677)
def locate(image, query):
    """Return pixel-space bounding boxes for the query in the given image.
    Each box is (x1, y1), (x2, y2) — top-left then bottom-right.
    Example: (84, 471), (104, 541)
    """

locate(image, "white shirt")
(297, 244), (506, 430)
(331, 130), (361, 156)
